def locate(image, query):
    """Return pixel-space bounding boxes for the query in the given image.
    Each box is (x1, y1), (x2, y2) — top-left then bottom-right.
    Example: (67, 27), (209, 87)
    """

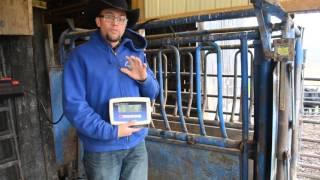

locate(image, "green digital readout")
(118, 103), (142, 113)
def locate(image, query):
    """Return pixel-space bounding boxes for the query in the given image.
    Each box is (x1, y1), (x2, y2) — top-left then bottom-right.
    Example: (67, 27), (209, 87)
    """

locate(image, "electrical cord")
(24, 90), (64, 125)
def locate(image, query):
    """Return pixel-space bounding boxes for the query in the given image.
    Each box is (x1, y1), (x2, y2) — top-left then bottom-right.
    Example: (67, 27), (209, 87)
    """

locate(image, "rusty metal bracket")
(273, 38), (295, 62)
(252, 0), (294, 59)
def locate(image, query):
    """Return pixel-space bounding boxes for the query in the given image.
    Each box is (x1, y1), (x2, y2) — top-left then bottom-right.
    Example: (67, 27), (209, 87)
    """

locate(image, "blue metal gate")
(49, 1), (305, 179)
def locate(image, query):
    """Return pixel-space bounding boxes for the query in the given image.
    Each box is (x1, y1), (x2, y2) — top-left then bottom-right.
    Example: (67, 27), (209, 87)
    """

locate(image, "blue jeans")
(83, 141), (148, 180)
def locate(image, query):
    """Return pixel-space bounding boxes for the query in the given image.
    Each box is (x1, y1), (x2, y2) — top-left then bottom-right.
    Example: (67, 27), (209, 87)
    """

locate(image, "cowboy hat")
(87, 0), (140, 28)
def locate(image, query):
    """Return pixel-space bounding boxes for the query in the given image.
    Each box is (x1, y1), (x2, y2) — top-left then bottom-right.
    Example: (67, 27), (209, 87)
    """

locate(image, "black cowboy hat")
(87, 0), (140, 28)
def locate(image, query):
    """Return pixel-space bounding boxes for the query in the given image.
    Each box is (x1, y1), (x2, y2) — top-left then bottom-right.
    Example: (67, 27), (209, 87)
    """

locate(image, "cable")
(24, 90), (64, 125)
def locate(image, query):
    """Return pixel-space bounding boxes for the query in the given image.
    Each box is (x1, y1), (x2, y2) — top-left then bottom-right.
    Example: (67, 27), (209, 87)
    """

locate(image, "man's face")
(95, 9), (127, 45)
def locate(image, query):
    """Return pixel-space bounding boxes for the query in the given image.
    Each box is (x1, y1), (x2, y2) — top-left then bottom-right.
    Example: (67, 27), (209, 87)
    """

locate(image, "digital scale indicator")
(109, 97), (151, 125)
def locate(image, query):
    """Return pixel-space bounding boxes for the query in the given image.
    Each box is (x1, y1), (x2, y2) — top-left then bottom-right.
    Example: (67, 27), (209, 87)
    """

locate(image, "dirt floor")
(297, 116), (320, 179)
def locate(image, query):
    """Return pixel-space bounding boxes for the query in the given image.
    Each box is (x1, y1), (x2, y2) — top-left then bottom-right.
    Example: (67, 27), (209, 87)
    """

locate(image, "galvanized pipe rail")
(146, 44), (255, 54)
(148, 31), (259, 47)
(148, 128), (240, 148)
(146, 26), (261, 40)
(151, 113), (253, 130)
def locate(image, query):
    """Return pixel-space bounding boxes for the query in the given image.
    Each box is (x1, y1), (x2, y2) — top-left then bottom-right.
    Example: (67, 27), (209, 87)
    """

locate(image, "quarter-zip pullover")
(63, 29), (159, 152)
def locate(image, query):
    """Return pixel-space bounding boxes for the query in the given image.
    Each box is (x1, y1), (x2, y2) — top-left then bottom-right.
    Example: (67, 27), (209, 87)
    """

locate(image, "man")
(63, 0), (159, 179)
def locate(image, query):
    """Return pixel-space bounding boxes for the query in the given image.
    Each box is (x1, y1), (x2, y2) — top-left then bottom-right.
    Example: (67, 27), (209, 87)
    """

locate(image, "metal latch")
(273, 38), (295, 61)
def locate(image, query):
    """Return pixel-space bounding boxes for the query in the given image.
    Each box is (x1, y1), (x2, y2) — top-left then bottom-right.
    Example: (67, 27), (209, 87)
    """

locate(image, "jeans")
(83, 141), (148, 180)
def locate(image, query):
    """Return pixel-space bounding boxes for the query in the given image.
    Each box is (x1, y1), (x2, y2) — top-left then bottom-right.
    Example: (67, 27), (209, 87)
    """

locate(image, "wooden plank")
(32, 9), (58, 179)
(32, 0), (47, 9)
(44, 24), (57, 67)
(0, 0), (33, 35)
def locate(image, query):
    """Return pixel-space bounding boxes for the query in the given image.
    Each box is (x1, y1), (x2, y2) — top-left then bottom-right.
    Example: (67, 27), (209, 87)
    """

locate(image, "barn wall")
(0, 8), (57, 180)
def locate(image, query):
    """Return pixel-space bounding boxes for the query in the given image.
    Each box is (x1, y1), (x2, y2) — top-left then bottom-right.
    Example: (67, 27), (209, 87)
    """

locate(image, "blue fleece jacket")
(63, 29), (159, 152)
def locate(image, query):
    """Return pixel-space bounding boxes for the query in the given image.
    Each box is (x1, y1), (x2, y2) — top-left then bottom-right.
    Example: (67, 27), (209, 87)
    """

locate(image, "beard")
(105, 33), (121, 43)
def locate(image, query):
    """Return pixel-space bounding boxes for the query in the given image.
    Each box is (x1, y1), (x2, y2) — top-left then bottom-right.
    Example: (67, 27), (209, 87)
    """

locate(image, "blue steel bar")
(196, 43), (228, 138)
(146, 26), (262, 40)
(148, 129), (241, 148)
(165, 45), (188, 133)
(240, 35), (249, 180)
(195, 46), (207, 136)
(148, 31), (259, 47)
(253, 41), (273, 179)
(157, 50), (171, 131)
(213, 43), (228, 139)
(143, 9), (255, 29)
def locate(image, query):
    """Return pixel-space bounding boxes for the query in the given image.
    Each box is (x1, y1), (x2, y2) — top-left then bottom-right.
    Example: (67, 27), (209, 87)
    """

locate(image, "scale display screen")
(109, 97), (151, 125)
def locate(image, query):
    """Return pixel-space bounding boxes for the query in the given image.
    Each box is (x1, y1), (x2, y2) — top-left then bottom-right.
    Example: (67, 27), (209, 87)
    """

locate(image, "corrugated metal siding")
(200, 0), (216, 10)
(231, 0), (250, 7)
(216, 0), (233, 9)
(145, 0), (159, 18)
(186, 0), (201, 12)
(172, 0), (186, 14)
(159, 0), (173, 16)
(142, 0), (302, 20)
(144, 0), (252, 19)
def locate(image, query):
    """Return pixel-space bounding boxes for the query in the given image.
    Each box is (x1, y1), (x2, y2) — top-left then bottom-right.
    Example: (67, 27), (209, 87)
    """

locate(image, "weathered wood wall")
(0, 8), (57, 180)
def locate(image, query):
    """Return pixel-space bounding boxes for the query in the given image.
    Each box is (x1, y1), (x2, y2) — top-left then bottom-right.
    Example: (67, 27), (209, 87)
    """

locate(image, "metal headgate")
(50, 0), (305, 179)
